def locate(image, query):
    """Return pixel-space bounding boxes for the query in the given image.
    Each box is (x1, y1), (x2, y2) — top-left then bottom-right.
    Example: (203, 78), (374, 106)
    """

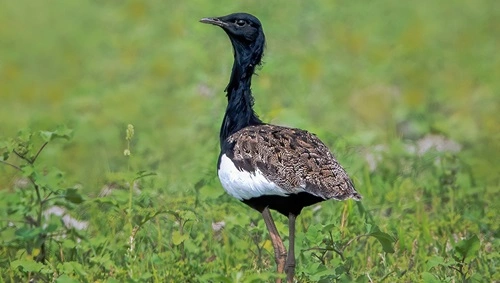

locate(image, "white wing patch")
(218, 154), (290, 200)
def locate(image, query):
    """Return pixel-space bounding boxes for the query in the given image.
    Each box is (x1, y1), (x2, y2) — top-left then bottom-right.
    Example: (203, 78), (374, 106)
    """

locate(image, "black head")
(200, 13), (265, 68)
(200, 13), (262, 42)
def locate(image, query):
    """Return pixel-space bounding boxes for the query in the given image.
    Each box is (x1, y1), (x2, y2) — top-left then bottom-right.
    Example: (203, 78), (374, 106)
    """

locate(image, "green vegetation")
(1, 0), (498, 282)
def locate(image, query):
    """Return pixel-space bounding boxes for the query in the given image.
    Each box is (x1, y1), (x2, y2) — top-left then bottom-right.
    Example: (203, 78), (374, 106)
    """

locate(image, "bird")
(200, 13), (361, 283)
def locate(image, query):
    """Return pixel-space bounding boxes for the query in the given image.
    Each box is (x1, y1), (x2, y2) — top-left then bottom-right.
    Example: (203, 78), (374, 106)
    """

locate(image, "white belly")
(218, 154), (289, 200)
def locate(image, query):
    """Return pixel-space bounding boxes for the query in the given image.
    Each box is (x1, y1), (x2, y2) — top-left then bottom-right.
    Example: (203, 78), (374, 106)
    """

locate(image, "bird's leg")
(285, 213), (296, 283)
(261, 207), (287, 277)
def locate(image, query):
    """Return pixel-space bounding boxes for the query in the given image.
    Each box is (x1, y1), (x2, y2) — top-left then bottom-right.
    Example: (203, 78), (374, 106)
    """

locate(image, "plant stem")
(0, 160), (22, 171)
(33, 142), (48, 163)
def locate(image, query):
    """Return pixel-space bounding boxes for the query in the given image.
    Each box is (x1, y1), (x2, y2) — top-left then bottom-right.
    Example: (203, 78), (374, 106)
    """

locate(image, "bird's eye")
(235, 20), (246, 27)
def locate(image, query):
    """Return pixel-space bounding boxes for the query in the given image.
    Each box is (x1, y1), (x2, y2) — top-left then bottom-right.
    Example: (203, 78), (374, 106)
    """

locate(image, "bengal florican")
(200, 13), (361, 283)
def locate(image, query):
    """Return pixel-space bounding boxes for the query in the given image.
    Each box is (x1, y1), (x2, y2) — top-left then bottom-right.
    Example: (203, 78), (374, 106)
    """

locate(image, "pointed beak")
(200, 17), (228, 28)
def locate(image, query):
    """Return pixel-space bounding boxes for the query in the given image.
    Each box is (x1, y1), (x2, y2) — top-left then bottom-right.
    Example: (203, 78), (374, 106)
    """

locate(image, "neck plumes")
(220, 39), (264, 147)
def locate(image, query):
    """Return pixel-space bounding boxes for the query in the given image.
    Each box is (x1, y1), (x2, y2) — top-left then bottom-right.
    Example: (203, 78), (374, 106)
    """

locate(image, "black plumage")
(201, 13), (361, 282)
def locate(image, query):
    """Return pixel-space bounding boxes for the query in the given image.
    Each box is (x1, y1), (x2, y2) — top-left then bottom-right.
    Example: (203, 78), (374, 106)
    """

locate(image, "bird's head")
(200, 13), (265, 68)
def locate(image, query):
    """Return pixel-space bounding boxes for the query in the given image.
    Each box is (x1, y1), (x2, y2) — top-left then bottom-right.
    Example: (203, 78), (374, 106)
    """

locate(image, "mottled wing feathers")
(225, 124), (361, 201)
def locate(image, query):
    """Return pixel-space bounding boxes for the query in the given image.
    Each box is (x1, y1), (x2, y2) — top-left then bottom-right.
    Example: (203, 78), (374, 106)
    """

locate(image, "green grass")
(0, 0), (498, 282)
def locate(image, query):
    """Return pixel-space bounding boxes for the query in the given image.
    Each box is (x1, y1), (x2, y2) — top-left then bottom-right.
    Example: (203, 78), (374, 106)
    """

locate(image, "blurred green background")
(1, 0), (498, 190)
(1, 0), (499, 281)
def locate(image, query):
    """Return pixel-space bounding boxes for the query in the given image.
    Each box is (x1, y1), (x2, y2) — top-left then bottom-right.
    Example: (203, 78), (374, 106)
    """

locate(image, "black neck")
(219, 38), (264, 147)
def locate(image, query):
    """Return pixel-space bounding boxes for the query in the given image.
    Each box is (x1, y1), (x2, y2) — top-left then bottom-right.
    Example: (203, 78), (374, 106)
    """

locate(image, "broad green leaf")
(245, 271), (286, 282)
(322, 223), (336, 232)
(56, 275), (79, 283)
(421, 272), (440, 283)
(425, 256), (445, 270)
(454, 234), (480, 261)
(60, 261), (88, 277)
(307, 223), (321, 243)
(20, 164), (35, 177)
(39, 131), (55, 142)
(65, 188), (84, 204)
(10, 259), (49, 273)
(368, 228), (395, 253)
(39, 126), (74, 142)
(198, 273), (232, 283)
(172, 230), (189, 245)
(365, 223), (372, 234)
(53, 126), (74, 139)
(140, 272), (153, 280)
(35, 167), (65, 189)
(15, 227), (43, 240)
(310, 266), (336, 281)
(62, 239), (76, 249)
(44, 223), (59, 233)
(179, 209), (197, 222)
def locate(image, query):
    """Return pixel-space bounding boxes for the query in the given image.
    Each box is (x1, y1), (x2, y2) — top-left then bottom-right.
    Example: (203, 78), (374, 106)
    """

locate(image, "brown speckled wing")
(226, 124), (362, 201)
